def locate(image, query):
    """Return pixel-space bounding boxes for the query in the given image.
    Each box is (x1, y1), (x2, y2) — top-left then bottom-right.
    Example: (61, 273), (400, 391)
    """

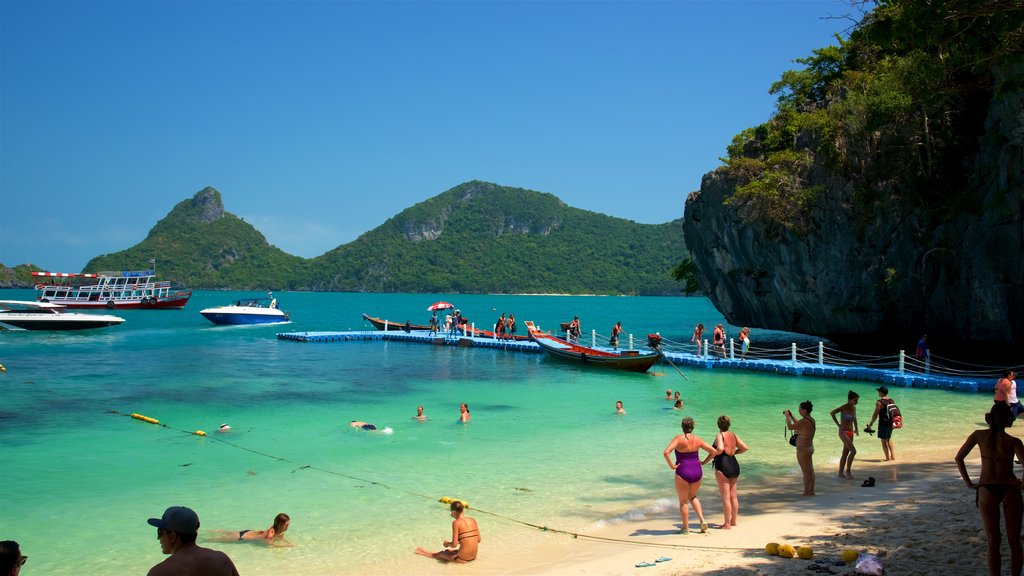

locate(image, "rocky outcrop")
(683, 64), (1023, 357)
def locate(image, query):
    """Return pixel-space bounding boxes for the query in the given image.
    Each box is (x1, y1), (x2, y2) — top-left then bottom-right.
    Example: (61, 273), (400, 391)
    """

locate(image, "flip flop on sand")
(635, 561), (657, 568)
(861, 477), (876, 487)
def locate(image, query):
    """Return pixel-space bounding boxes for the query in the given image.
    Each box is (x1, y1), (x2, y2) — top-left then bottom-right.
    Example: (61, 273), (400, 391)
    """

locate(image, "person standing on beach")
(663, 417), (719, 534)
(146, 506), (240, 576)
(830, 391), (860, 479)
(865, 386), (897, 461)
(415, 500), (480, 563)
(955, 403), (1024, 576)
(785, 401), (817, 496)
(691, 323), (704, 356)
(1010, 372), (1023, 417)
(712, 324), (726, 359)
(0, 540), (26, 575)
(995, 370), (1014, 407)
(702, 415), (748, 529)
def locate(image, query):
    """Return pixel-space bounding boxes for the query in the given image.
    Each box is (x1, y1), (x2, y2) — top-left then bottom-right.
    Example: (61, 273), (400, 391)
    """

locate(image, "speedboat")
(200, 295), (289, 325)
(0, 300), (125, 331)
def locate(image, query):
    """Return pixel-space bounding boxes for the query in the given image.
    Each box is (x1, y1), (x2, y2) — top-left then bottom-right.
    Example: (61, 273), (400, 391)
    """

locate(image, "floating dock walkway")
(277, 330), (993, 394)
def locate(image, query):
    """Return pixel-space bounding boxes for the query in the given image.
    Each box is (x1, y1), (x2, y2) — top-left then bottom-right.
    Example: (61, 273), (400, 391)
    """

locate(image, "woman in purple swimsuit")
(663, 417), (719, 534)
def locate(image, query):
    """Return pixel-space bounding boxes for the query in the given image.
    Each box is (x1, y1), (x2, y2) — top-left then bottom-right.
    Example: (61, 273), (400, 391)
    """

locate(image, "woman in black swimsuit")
(702, 415), (748, 529)
(956, 403), (1024, 576)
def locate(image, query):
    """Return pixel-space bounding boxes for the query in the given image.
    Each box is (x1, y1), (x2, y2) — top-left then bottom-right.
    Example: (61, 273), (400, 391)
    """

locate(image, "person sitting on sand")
(955, 403), (1024, 576)
(415, 500), (480, 563)
(350, 421), (377, 431)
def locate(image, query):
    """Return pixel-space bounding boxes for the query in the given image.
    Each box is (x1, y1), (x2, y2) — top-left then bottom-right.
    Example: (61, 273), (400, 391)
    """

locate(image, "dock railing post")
(729, 338), (735, 359)
(629, 333), (634, 350)
(924, 355), (930, 374)
(385, 320), (389, 331)
(818, 342), (824, 365)
(703, 339), (708, 357)
(899, 350), (905, 374)
(792, 343), (797, 363)
(592, 329), (596, 348)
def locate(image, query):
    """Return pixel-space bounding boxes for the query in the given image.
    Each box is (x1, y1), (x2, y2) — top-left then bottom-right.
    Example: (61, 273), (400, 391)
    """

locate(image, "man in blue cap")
(146, 506), (239, 576)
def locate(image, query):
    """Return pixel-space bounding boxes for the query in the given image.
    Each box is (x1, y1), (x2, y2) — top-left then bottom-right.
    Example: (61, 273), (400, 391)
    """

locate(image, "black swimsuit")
(712, 433), (741, 479)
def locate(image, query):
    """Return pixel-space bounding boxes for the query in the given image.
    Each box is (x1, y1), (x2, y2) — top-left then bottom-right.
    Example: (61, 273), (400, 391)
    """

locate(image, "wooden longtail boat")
(361, 313), (530, 341)
(525, 321), (662, 372)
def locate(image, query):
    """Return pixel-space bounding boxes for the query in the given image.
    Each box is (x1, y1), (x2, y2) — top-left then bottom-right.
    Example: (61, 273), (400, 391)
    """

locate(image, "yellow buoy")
(778, 544), (796, 558)
(797, 546), (813, 559)
(439, 496), (452, 504)
(194, 430), (206, 436)
(131, 413), (160, 425)
(765, 542), (780, 556)
(841, 549), (859, 563)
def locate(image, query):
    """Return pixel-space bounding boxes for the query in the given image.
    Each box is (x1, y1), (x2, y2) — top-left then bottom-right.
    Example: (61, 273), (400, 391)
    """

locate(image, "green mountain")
(48, 181), (685, 295)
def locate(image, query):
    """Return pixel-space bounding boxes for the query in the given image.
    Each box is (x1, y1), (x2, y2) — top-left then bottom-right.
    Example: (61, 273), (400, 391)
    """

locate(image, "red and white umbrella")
(427, 301), (455, 311)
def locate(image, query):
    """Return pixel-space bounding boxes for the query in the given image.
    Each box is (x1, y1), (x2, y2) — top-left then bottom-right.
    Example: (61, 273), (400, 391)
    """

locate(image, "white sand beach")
(409, 441), (999, 576)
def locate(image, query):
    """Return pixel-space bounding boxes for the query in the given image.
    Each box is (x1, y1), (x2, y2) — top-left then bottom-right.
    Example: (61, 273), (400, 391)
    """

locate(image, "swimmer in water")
(350, 420), (378, 431)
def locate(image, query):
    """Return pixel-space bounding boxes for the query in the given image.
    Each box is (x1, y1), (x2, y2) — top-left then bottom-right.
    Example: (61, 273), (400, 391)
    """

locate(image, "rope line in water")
(108, 409), (756, 553)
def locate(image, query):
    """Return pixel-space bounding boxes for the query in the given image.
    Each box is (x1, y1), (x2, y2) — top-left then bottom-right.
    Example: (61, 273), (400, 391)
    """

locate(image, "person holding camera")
(784, 401), (816, 496)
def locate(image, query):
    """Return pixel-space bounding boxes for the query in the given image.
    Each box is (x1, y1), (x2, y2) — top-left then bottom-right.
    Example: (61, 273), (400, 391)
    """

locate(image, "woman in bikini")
(702, 415), (749, 528)
(829, 391), (859, 479)
(208, 513), (291, 546)
(955, 403), (1024, 576)
(691, 323), (704, 356)
(785, 401), (817, 496)
(663, 416), (719, 534)
(415, 500), (480, 563)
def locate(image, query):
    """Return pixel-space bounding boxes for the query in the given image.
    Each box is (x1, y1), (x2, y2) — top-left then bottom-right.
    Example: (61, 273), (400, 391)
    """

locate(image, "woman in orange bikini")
(415, 500), (480, 562)
(956, 403), (1024, 576)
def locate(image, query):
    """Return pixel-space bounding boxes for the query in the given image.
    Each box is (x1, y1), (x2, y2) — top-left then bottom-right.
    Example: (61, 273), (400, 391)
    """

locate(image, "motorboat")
(525, 320), (662, 372)
(0, 300), (125, 331)
(200, 294), (289, 325)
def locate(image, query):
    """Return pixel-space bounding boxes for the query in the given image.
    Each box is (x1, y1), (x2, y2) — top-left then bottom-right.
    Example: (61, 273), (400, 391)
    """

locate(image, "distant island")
(2, 181), (688, 296)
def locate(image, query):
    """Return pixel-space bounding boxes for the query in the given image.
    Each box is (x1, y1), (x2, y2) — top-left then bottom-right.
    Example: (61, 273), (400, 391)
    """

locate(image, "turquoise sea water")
(0, 290), (993, 575)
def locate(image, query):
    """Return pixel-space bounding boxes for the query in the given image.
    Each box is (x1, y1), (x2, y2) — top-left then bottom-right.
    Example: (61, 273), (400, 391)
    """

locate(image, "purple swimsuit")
(674, 450), (702, 483)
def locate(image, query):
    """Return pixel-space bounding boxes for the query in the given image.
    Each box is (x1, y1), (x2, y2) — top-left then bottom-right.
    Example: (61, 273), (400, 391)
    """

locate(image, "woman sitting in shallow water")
(208, 513), (291, 546)
(415, 500), (480, 563)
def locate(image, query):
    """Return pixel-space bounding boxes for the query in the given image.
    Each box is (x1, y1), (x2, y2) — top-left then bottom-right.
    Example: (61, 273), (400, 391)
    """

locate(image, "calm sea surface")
(0, 290), (992, 575)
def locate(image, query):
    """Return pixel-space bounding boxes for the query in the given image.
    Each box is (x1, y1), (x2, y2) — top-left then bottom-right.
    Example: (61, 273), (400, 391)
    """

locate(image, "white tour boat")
(33, 269), (192, 309)
(199, 294), (290, 325)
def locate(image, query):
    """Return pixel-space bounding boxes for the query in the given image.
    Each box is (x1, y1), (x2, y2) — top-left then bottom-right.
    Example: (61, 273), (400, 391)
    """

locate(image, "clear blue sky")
(1, 0), (860, 272)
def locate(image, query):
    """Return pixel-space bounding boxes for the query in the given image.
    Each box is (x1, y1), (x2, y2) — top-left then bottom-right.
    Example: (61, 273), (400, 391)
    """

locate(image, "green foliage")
(722, 0), (1023, 228)
(670, 258), (701, 294)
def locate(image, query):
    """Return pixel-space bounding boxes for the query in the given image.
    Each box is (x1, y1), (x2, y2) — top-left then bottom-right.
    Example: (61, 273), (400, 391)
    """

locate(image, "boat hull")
(45, 293), (192, 310)
(0, 314), (125, 331)
(526, 321), (661, 372)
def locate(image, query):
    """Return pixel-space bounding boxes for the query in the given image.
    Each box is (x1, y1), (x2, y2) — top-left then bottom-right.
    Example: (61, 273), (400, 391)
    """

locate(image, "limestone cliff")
(683, 62), (1023, 357)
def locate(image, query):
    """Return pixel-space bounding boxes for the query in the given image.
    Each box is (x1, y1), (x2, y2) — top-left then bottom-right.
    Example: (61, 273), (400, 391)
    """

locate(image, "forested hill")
(6, 182), (685, 294)
(682, 0), (1023, 355)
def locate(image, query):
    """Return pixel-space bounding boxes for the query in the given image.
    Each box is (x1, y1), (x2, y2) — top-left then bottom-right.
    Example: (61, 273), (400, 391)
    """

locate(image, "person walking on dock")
(429, 312), (439, 336)
(713, 324), (726, 359)
(691, 323), (704, 356)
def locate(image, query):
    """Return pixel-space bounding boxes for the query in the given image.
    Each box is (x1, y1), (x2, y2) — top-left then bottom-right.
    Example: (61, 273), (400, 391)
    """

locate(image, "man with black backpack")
(865, 386), (900, 461)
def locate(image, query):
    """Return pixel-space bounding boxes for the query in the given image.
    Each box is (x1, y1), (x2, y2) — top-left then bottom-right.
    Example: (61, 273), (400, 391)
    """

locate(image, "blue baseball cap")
(147, 506), (200, 534)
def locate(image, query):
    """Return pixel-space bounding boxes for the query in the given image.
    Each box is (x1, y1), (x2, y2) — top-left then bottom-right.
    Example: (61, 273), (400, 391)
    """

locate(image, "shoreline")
(398, 443), (994, 576)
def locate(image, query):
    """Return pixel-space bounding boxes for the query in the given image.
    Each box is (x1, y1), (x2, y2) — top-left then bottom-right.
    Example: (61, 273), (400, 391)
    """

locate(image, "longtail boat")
(525, 320), (661, 372)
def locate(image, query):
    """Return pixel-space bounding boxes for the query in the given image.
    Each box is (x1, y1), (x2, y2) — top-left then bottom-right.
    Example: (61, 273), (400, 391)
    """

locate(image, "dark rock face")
(683, 66), (1023, 357)
(186, 187), (225, 223)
